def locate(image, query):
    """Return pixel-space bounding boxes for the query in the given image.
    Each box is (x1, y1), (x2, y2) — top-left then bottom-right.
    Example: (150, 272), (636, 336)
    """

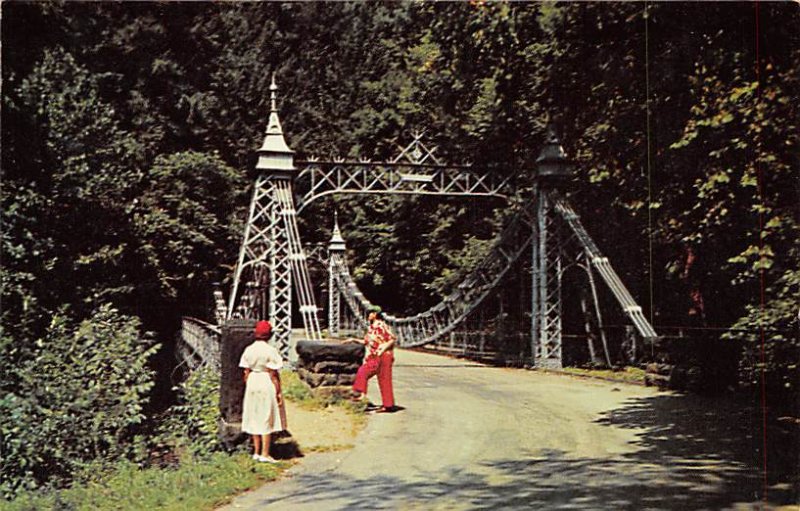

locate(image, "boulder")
(295, 340), (364, 388)
(303, 360), (361, 374)
(295, 340), (364, 363)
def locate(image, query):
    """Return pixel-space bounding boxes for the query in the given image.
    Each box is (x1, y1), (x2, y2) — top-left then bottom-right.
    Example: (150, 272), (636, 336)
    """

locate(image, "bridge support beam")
(532, 189), (564, 368)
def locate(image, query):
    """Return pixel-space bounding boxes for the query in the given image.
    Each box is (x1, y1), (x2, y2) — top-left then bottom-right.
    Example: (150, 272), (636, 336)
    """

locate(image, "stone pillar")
(219, 319), (256, 442)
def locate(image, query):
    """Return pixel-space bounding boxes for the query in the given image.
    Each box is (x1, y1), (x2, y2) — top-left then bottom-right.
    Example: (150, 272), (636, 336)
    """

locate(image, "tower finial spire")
(329, 211), (346, 252)
(270, 73), (278, 113)
(255, 72), (294, 172)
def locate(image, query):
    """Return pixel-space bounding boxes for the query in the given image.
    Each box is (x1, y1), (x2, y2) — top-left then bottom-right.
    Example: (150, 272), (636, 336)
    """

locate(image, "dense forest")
(1, 1), (798, 498)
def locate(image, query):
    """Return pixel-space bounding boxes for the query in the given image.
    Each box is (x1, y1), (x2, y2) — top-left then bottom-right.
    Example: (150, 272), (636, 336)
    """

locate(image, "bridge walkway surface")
(219, 349), (794, 510)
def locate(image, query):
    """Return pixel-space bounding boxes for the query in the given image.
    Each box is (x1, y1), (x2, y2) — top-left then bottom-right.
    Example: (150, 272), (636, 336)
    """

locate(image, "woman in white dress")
(239, 320), (284, 463)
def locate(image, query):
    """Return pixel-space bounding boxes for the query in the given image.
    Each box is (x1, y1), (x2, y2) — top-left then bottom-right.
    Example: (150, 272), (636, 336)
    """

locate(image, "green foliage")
(280, 369), (314, 404)
(159, 365), (222, 457)
(0, 305), (157, 498)
(725, 266), (800, 407)
(2, 453), (281, 511)
(132, 150), (246, 314)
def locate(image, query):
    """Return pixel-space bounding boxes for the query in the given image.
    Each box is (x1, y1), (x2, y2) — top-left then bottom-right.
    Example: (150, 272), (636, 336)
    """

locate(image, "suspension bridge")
(178, 77), (657, 373)
(177, 81), (792, 510)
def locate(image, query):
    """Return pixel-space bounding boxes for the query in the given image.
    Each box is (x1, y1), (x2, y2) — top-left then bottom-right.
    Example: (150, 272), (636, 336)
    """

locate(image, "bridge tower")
(227, 77), (322, 358)
(531, 127), (574, 369)
(327, 213), (346, 338)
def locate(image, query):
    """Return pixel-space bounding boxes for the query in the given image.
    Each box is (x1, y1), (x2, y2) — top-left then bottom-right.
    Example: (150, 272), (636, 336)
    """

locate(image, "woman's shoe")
(258, 455), (278, 463)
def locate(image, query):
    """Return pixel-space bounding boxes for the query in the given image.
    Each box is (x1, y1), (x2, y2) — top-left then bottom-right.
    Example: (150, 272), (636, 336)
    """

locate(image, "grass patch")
(281, 370), (368, 430)
(559, 366), (647, 385)
(2, 453), (286, 511)
(281, 369), (315, 404)
(4, 371), (367, 511)
(283, 371), (365, 410)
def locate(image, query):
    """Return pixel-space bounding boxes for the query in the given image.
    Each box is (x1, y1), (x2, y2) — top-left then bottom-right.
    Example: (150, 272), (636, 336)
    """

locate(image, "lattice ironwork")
(226, 175), (296, 356)
(273, 179), (323, 341)
(551, 191), (657, 339)
(391, 131), (443, 165)
(532, 189), (564, 368)
(178, 317), (221, 370)
(294, 160), (513, 213)
(326, 187), (658, 369)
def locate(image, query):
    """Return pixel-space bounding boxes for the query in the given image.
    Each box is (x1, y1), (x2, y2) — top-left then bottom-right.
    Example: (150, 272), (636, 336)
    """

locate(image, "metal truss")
(531, 188), (565, 368)
(326, 188), (657, 369)
(295, 161), (513, 213)
(226, 175), (295, 357)
(223, 76), (326, 359)
(273, 179), (323, 341)
(530, 188), (659, 368)
(550, 190), (658, 340)
(294, 134), (513, 213)
(226, 174), (323, 358)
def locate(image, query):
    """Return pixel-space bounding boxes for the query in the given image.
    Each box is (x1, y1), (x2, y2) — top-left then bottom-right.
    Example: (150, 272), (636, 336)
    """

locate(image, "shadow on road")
(252, 390), (798, 510)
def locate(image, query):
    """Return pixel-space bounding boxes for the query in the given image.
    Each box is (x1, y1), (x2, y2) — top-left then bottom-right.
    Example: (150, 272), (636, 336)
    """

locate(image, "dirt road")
(221, 349), (793, 510)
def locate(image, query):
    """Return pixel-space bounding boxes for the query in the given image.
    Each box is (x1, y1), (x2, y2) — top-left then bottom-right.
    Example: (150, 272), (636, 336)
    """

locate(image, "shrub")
(725, 267), (800, 411)
(0, 305), (158, 498)
(159, 364), (222, 457)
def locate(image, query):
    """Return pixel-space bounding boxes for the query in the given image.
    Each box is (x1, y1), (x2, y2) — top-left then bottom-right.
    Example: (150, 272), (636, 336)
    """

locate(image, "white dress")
(239, 341), (284, 435)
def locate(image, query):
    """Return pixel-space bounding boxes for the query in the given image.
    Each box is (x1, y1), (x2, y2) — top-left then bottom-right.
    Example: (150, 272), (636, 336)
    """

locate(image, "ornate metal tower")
(527, 127), (658, 368)
(531, 127), (574, 369)
(327, 213), (346, 338)
(227, 77), (322, 358)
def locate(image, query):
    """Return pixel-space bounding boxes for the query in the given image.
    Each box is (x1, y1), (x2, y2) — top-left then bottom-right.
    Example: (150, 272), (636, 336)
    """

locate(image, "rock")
(322, 373), (339, 386)
(296, 340), (364, 363)
(646, 362), (673, 375)
(309, 360), (361, 374)
(296, 341), (363, 388)
(337, 373), (356, 386)
(644, 372), (670, 389)
(297, 368), (326, 388)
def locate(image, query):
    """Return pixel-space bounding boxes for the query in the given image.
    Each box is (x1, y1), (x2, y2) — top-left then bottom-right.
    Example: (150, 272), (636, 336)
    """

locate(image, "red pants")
(352, 351), (394, 408)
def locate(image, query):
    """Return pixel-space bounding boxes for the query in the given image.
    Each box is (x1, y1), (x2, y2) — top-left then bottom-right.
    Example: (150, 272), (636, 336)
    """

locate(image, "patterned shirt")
(365, 319), (396, 358)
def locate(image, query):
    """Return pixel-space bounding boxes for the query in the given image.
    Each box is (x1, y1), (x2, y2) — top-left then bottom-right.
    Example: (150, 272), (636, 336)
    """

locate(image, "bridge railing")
(178, 317), (221, 370)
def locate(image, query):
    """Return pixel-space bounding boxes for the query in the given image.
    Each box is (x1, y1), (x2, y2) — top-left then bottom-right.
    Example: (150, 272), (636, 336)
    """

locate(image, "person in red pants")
(351, 307), (397, 412)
